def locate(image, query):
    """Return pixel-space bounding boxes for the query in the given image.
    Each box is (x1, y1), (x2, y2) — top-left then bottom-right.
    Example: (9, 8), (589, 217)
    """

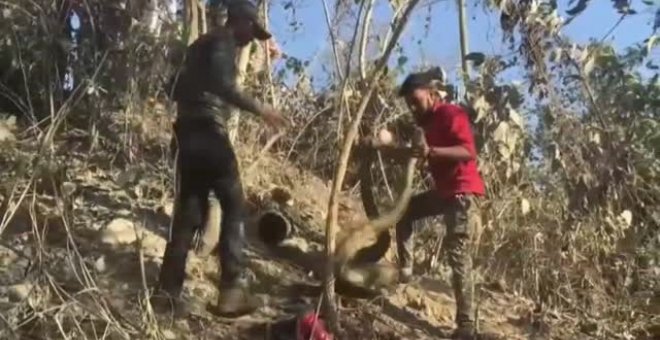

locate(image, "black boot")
(152, 246), (191, 319)
(451, 322), (476, 340)
(209, 279), (261, 318)
(149, 291), (191, 319)
(399, 266), (413, 283)
(452, 326), (503, 340)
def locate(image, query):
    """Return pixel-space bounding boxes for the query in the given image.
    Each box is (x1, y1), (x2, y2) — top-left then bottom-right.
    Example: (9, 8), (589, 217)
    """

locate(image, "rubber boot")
(399, 267), (413, 284)
(209, 280), (261, 318)
(451, 326), (475, 340)
(149, 291), (190, 319)
(452, 325), (503, 340)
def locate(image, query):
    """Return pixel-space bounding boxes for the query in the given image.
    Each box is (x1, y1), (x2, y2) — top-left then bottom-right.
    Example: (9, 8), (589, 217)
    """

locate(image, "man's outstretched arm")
(207, 37), (267, 116)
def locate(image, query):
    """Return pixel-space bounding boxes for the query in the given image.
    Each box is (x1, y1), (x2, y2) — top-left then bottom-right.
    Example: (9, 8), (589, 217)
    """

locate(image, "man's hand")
(266, 39), (282, 60)
(409, 140), (430, 159)
(261, 107), (289, 129)
(410, 127), (429, 159)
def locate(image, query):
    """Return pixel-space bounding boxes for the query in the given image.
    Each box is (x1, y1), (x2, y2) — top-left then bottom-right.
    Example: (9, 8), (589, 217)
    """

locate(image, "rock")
(101, 218), (137, 245)
(8, 283), (33, 302)
(0, 245), (18, 266)
(94, 256), (107, 272)
(100, 218), (166, 255)
(116, 168), (140, 187)
(161, 202), (174, 217)
(61, 182), (77, 197)
(280, 237), (309, 253)
(140, 230), (167, 257)
(2, 8), (12, 19)
(162, 330), (177, 340)
(0, 116), (16, 142)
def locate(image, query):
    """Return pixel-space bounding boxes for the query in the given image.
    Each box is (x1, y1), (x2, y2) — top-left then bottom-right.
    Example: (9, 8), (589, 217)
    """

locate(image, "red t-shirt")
(422, 101), (485, 198)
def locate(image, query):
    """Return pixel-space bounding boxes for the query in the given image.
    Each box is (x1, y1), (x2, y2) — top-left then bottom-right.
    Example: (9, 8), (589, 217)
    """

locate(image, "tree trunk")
(457, 0), (470, 85)
(199, 0), (207, 34)
(184, 0), (199, 45)
(142, 0), (164, 36)
(358, 0), (376, 80)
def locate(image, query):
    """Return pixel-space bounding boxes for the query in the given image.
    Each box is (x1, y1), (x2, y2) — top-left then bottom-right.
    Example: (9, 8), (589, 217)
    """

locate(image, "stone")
(162, 330), (177, 339)
(280, 237), (309, 253)
(7, 283), (33, 302)
(101, 218), (137, 245)
(0, 245), (18, 266)
(94, 256), (107, 272)
(0, 116), (16, 142)
(140, 230), (167, 258)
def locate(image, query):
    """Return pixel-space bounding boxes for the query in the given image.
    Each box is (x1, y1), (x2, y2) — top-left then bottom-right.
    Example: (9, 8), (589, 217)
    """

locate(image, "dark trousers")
(396, 190), (478, 327)
(157, 116), (247, 297)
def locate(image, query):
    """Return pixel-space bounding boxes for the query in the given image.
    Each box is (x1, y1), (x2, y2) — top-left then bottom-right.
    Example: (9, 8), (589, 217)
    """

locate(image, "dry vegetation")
(0, 0), (658, 339)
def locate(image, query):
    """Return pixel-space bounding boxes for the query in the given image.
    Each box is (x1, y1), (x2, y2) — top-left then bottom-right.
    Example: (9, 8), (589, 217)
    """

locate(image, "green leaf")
(566, 0), (590, 16)
(612, 0), (636, 15)
(397, 56), (408, 68)
(465, 52), (486, 67)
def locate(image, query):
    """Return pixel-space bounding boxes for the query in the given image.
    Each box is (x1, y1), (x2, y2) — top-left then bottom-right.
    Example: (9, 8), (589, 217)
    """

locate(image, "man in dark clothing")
(152, 0), (288, 318)
(371, 68), (485, 339)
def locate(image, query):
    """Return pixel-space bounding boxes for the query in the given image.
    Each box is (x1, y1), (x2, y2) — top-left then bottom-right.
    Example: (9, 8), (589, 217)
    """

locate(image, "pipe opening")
(257, 211), (291, 246)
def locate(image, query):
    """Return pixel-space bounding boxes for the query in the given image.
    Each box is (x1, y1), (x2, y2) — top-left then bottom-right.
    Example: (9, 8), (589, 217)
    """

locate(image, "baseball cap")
(226, 0), (272, 40)
(398, 66), (446, 96)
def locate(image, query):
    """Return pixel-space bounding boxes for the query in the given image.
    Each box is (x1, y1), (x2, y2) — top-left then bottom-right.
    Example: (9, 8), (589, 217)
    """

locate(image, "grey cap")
(226, 0), (272, 40)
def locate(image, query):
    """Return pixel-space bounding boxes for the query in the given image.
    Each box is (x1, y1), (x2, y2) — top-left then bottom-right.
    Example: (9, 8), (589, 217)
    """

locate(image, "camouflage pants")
(396, 191), (480, 328)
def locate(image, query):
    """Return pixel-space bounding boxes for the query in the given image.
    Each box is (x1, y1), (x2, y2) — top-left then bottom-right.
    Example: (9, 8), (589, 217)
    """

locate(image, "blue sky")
(67, 0), (657, 88)
(266, 0), (658, 87)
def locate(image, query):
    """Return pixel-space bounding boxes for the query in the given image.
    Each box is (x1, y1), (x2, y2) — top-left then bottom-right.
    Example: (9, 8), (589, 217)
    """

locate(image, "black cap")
(226, 0), (272, 40)
(398, 67), (446, 97)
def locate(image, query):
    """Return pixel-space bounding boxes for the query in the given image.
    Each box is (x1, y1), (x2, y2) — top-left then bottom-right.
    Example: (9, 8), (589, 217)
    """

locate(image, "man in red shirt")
(376, 68), (485, 339)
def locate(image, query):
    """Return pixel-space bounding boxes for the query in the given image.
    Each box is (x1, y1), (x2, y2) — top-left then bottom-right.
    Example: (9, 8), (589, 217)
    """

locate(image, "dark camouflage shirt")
(168, 28), (265, 125)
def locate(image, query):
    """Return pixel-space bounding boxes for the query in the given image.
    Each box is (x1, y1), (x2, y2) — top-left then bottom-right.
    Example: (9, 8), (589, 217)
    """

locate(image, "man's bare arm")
(359, 138), (413, 163)
(376, 145), (414, 163)
(427, 146), (473, 161)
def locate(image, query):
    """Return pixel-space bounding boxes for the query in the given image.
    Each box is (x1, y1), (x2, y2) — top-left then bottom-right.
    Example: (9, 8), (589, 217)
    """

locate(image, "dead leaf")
(619, 210), (633, 229)
(473, 96), (490, 123)
(509, 108), (524, 128)
(0, 115), (17, 142)
(550, 47), (563, 62)
(493, 121), (510, 143)
(493, 121), (518, 159)
(584, 56), (596, 76)
(647, 34), (658, 54)
(521, 198), (531, 216)
(589, 130), (601, 145)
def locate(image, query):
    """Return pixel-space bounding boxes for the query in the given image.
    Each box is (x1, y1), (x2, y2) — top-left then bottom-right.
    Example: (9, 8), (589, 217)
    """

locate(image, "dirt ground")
(0, 134), (538, 339)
